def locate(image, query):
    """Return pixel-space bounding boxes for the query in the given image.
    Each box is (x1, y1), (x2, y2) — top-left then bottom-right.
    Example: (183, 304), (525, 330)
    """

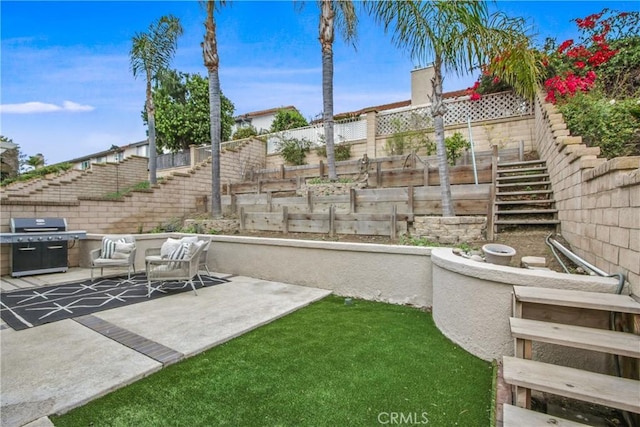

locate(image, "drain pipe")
(546, 235), (635, 427)
(547, 236), (609, 276)
(467, 117), (478, 186)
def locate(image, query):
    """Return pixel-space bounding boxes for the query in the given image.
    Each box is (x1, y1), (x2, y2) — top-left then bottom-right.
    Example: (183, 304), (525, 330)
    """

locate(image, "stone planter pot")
(482, 244), (516, 266)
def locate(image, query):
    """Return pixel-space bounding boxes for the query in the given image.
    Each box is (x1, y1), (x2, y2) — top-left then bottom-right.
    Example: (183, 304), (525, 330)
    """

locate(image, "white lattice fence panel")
(335, 118), (367, 143)
(377, 107), (433, 135)
(377, 92), (532, 135)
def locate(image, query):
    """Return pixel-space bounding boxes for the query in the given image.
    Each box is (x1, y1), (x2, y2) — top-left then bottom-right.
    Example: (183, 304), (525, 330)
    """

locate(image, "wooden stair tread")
(496, 209), (558, 215)
(513, 286), (640, 314)
(496, 181), (551, 188)
(502, 356), (640, 413)
(496, 190), (553, 196)
(510, 317), (640, 358)
(495, 219), (560, 225)
(503, 404), (589, 427)
(495, 199), (556, 205)
(497, 173), (549, 181)
(498, 160), (546, 167)
(498, 166), (548, 174)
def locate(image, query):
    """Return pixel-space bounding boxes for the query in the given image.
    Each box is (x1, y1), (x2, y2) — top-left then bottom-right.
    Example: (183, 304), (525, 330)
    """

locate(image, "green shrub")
(424, 132), (470, 165)
(275, 136), (312, 166)
(315, 143), (352, 161)
(558, 91), (640, 158)
(1, 162), (73, 186)
(231, 125), (257, 140)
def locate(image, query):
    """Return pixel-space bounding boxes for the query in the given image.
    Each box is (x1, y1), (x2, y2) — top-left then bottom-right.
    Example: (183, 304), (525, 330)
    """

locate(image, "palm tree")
(202, 0), (226, 218)
(130, 15), (183, 185)
(26, 153), (45, 170)
(367, 1), (540, 216)
(318, 0), (358, 181)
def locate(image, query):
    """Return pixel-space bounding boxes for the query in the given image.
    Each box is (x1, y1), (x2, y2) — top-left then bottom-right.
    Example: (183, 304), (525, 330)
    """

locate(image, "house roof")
(65, 139), (148, 164)
(234, 105), (298, 121)
(332, 89), (470, 121)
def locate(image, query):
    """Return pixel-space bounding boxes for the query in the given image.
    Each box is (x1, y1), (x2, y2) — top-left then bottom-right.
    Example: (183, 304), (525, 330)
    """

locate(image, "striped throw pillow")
(168, 242), (190, 269)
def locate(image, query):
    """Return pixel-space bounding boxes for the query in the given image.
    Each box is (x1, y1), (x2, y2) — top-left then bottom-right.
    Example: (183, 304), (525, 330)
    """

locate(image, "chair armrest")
(90, 248), (101, 261)
(145, 247), (161, 257)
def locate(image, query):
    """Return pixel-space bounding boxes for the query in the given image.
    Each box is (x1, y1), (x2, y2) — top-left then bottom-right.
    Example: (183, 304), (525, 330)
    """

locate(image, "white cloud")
(0, 101), (95, 114)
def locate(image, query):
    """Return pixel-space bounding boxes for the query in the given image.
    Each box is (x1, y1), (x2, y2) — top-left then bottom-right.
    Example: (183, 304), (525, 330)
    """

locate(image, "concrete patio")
(0, 268), (331, 427)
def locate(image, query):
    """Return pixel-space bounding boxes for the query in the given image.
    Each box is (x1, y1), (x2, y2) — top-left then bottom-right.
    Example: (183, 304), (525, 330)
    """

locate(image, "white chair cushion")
(160, 238), (182, 258)
(111, 242), (135, 259)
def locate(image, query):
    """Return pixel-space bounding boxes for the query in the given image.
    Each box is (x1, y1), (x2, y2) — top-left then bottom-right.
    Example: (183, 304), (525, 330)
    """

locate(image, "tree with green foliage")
(130, 15), (183, 185)
(202, 0), (226, 217)
(269, 108), (308, 132)
(144, 70), (235, 152)
(367, 1), (539, 216)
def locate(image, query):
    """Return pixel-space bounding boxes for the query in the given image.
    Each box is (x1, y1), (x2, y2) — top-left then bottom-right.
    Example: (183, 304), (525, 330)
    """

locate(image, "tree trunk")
(146, 76), (157, 185)
(431, 55), (455, 217)
(320, 0), (337, 181)
(204, 1), (222, 218)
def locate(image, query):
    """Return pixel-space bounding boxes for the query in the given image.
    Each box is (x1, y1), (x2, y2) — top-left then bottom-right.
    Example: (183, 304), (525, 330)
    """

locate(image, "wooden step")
(495, 199), (556, 205)
(503, 404), (589, 427)
(510, 317), (640, 358)
(496, 209), (558, 215)
(496, 189), (553, 197)
(498, 160), (546, 168)
(496, 181), (551, 188)
(495, 219), (560, 225)
(497, 173), (549, 181)
(497, 166), (547, 175)
(513, 286), (640, 314)
(502, 356), (640, 414)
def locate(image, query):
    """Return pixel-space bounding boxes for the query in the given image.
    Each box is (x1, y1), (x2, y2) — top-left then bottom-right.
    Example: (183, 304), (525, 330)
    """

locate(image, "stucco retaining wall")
(79, 234), (433, 308)
(431, 247), (622, 372)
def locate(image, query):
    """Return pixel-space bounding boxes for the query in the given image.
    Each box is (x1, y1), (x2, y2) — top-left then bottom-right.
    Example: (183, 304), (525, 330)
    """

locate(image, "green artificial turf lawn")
(52, 296), (493, 426)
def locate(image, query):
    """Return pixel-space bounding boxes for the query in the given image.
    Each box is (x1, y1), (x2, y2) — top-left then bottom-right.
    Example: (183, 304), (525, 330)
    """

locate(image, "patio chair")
(198, 237), (212, 277)
(145, 238), (207, 298)
(90, 235), (137, 282)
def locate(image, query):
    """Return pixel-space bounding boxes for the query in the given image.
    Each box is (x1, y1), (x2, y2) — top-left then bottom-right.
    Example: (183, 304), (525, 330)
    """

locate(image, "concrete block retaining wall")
(533, 92), (640, 296)
(412, 216), (486, 244)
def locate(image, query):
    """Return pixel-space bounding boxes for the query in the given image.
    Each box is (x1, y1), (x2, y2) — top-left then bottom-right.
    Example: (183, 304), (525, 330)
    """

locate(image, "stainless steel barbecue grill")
(1, 218), (87, 277)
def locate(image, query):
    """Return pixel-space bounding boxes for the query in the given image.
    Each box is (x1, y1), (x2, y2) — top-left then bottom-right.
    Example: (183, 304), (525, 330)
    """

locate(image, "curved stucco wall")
(431, 247), (621, 369)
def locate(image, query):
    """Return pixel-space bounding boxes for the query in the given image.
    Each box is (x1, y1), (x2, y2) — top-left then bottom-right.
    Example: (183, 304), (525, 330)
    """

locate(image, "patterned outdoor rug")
(0, 273), (229, 331)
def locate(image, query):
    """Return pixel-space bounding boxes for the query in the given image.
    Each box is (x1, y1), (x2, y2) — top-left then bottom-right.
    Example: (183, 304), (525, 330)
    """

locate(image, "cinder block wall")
(534, 91), (640, 296)
(0, 158), (217, 276)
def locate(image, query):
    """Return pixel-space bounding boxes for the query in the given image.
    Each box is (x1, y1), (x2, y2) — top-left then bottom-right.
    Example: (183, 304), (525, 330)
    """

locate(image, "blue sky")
(1, 1), (637, 165)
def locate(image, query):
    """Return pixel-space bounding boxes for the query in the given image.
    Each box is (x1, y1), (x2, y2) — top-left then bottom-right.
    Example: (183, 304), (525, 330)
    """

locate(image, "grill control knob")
(38, 237), (43, 241)
(28, 237), (34, 242)
(57, 236), (63, 240)
(48, 236), (53, 240)
(16, 237), (22, 242)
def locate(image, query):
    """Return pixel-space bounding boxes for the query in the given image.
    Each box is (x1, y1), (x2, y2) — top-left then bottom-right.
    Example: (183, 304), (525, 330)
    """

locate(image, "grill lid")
(11, 218), (67, 233)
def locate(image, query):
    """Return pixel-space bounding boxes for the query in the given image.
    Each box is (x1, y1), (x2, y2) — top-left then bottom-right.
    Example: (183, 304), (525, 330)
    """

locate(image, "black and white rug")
(0, 273), (229, 331)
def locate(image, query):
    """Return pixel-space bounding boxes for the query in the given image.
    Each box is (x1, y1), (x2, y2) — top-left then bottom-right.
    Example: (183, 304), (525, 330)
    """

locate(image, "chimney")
(411, 65), (435, 106)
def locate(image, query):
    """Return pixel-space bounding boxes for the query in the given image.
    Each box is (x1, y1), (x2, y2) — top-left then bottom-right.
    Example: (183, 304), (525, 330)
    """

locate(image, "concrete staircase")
(493, 159), (560, 234)
(502, 286), (640, 426)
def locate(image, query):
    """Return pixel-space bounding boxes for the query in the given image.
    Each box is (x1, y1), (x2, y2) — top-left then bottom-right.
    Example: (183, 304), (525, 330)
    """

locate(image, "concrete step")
(510, 317), (640, 358)
(502, 356), (640, 414)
